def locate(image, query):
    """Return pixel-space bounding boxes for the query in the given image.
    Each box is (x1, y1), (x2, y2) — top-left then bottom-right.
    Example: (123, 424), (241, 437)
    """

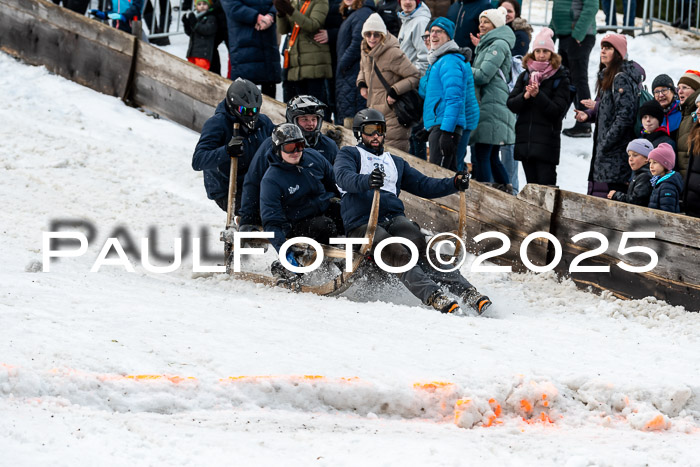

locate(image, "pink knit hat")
(648, 143), (676, 171)
(601, 33), (627, 59)
(532, 27), (555, 53)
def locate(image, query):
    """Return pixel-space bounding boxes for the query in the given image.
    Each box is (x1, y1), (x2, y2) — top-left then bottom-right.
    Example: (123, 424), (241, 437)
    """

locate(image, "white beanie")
(479, 7), (508, 29)
(361, 13), (387, 36)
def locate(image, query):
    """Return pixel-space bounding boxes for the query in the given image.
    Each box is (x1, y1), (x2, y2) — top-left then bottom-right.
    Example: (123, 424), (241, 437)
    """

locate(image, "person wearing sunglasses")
(238, 95), (339, 234)
(334, 108), (492, 316)
(192, 78), (275, 217)
(357, 13), (420, 152)
(259, 124), (343, 286)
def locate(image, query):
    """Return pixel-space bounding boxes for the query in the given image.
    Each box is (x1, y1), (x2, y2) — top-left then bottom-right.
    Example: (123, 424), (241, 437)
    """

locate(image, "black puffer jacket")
(589, 60), (645, 184)
(183, 12), (218, 62)
(612, 164), (652, 206)
(649, 171), (684, 213)
(506, 66), (571, 165)
(683, 141), (700, 217)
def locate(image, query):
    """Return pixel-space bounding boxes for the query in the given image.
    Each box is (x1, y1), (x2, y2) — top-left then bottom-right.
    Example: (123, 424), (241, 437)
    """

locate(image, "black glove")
(226, 136), (244, 157)
(273, 0), (294, 16)
(182, 12), (196, 32)
(325, 126), (344, 148)
(414, 126), (430, 143)
(453, 171), (471, 191)
(368, 168), (385, 189)
(439, 130), (457, 160)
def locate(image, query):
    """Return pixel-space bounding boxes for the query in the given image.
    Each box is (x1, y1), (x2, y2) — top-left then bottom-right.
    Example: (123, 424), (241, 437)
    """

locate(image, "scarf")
(527, 60), (557, 86)
(428, 40), (459, 65)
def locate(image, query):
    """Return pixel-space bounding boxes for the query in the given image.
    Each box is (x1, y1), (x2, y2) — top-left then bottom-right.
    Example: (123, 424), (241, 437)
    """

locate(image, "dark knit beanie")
(639, 99), (665, 123)
(651, 74), (675, 92)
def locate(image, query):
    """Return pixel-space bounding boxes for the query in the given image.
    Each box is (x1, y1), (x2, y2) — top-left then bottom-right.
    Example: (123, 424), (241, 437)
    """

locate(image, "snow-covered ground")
(1, 17), (700, 467)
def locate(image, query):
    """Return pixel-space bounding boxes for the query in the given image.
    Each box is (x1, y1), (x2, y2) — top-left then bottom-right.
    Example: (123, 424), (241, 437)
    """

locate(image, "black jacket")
(612, 164), (652, 206)
(649, 171), (684, 213)
(683, 141), (700, 217)
(506, 66), (571, 165)
(641, 128), (677, 154)
(183, 11), (218, 62)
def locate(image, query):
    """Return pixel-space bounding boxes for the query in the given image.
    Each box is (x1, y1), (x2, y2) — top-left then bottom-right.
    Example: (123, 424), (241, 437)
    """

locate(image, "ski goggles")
(237, 106), (258, 117)
(281, 140), (305, 153)
(361, 123), (386, 136)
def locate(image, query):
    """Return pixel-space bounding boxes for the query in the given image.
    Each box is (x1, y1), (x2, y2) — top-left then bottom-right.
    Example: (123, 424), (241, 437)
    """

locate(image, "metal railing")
(643, 0), (700, 35)
(87, 0), (187, 40)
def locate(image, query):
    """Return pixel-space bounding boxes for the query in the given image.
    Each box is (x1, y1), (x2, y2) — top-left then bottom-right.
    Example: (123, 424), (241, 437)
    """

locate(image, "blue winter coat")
(648, 171), (684, 213)
(335, 0), (375, 122)
(334, 144), (457, 232)
(192, 100), (274, 211)
(222, 0), (281, 84)
(239, 134), (338, 225)
(419, 41), (478, 133)
(447, 0), (491, 52)
(260, 148), (338, 251)
(111, 0), (143, 33)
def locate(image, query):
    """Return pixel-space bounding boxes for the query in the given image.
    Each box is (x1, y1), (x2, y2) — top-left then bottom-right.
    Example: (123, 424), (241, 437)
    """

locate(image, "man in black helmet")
(260, 123), (343, 285)
(334, 108), (492, 315)
(238, 95), (339, 231)
(192, 78), (275, 216)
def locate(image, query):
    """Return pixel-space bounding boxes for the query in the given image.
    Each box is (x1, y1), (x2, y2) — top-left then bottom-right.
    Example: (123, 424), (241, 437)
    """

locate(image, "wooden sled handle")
(225, 122), (240, 230)
(360, 188), (381, 255)
(455, 190), (467, 259)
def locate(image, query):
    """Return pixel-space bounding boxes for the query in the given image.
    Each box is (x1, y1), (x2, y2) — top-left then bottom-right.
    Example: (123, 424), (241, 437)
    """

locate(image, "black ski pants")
(349, 215), (473, 304)
(557, 34), (595, 111)
(522, 160), (558, 187)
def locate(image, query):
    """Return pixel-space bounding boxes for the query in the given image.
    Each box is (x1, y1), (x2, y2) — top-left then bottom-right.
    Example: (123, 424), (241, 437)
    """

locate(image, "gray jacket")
(397, 3), (431, 73)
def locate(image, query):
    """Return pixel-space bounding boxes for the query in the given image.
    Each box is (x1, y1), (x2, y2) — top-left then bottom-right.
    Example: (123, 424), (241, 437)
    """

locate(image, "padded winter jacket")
(222, 0), (282, 84)
(549, 0), (597, 42)
(611, 165), (652, 206)
(397, 3), (431, 73)
(419, 41), (475, 134)
(677, 88), (700, 178)
(509, 17), (532, 57)
(683, 141), (700, 217)
(192, 100), (275, 211)
(641, 127), (677, 155)
(447, 0), (492, 52)
(335, 0), (376, 121)
(260, 148), (338, 251)
(375, 0), (401, 36)
(110, 0), (143, 33)
(357, 33), (420, 151)
(184, 12), (218, 62)
(589, 61), (645, 184)
(506, 66), (571, 165)
(648, 170), (684, 213)
(239, 134), (338, 225)
(277, 0), (333, 81)
(334, 143), (457, 232)
(470, 25), (516, 146)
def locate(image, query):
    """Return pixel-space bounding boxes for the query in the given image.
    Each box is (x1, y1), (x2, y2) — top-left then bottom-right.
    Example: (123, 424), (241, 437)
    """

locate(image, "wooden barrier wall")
(2, 0), (699, 310)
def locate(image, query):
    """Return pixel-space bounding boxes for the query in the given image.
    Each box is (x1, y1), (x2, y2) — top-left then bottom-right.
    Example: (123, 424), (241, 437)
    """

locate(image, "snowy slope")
(1, 32), (700, 466)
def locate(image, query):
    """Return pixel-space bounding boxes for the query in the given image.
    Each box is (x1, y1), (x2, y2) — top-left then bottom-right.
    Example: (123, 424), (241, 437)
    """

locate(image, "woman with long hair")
(574, 33), (645, 198)
(683, 96), (700, 217)
(357, 13), (420, 151)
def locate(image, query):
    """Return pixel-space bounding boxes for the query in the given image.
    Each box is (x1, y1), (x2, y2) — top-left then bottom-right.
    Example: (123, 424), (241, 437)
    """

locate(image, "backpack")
(498, 55), (524, 92)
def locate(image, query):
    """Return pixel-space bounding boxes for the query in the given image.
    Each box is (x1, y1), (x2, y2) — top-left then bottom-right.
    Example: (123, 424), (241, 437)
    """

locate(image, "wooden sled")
(222, 189), (381, 297)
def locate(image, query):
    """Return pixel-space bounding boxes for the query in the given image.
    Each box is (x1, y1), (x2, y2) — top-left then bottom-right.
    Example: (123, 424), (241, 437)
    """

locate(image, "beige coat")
(357, 33), (420, 152)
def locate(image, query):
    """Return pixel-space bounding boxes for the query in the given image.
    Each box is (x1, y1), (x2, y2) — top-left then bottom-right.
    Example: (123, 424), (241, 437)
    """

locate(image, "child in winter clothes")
(506, 27), (570, 187)
(639, 99), (676, 153)
(607, 139), (653, 206)
(648, 143), (684, 213)
(183, 0), (218, 71)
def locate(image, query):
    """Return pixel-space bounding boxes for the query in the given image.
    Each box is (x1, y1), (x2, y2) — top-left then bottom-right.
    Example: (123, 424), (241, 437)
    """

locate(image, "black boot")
(563, 122), (591, 138)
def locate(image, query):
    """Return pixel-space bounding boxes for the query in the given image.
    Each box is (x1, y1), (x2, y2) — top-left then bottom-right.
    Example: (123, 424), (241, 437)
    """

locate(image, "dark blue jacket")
(111, 0), (143, 33)
(260, 149), (338, 251)
(222, 0), (281, 84)
(335, 0), (375, 121)
(648, 170), (684, 213)
(447, 0), (491, 52)
(239, 134), (338, 225)
(334, 144), (457, 232)
(192, 100), (274, 211)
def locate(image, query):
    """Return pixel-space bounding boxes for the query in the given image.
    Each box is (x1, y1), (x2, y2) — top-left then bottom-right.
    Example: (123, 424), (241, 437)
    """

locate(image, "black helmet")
(286, 95), (327, 147)
(271, 123), (305, 154)
(352, 108), (386, 141)
(225, 78), (262, 131)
